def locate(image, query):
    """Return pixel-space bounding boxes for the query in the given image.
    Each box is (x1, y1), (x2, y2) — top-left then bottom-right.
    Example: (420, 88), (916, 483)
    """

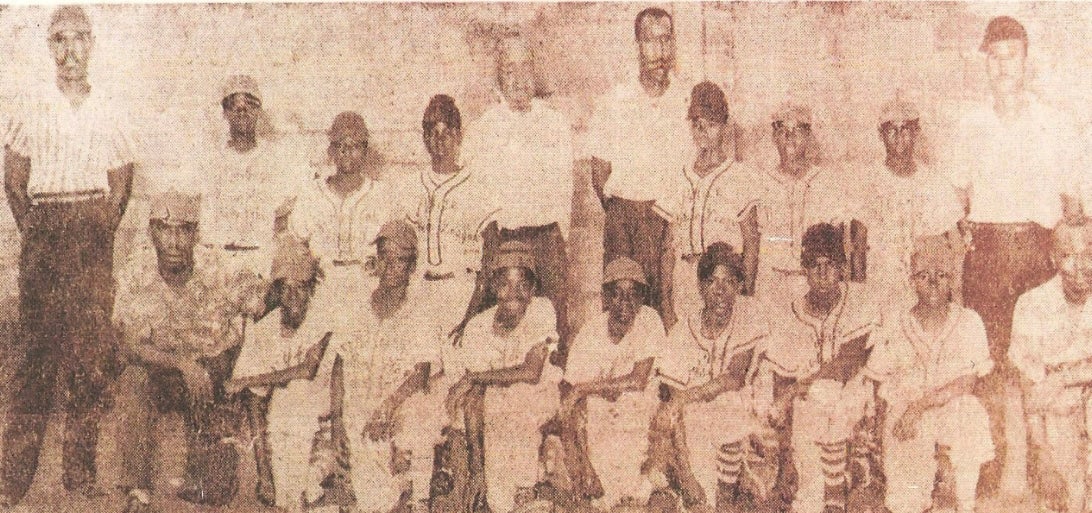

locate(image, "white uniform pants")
(269, 379), (327, 512)
(790, 380), (869, 513)
(684, 391), (758, 497)
(882, 396), (993, 513)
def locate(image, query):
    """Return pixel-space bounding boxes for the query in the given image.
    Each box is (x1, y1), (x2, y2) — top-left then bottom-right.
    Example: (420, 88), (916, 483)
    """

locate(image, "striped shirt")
(4, 86), (137, 204)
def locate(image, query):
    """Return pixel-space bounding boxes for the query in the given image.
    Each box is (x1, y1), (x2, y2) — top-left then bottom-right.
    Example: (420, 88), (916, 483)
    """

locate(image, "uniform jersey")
(668, 159), (761, 315)
(564, 305), (667, 508)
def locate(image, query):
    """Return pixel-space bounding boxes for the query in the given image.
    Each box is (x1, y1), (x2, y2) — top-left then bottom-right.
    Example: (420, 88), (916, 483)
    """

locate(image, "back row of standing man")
(0, 5), (1088, 513)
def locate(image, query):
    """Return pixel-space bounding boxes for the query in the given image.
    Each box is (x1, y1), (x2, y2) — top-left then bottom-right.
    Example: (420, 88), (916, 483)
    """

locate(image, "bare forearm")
(107, 163), (135, 225)
(575, 358), (655, 399)
(4, 151), (30, 231)
(383, 363), (430, 412)
(911, 374), (975, 412)
(740, 206), (760, 296)
(470, 349), (546, 387)
(130, 343), (190, 372)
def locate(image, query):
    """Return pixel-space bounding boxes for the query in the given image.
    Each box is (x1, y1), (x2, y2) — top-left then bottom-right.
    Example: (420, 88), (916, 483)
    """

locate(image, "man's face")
(804, 256), (844, 296)
(497, 41), (535, 113)
(493, 267), (534, 317)
(637, 16), (674, 84)
(150, 221), (198, 273)
(700, 265), (740, 317)
(910, 265), (952, 308)
(376, 240), (416, 290)
(223, 93), (260, 138)
(773, 121), (811, 173)
(986, 39), (1027, 96)
(49, 30), (92, 82)
(1053, 226), (1092, 299)
(605, 279), (643, 331)
(328, 136), (367, 173)
(424, 120), (461, 162)
(880, 119), (919, 163)
(691, 117), (726, 154)
(280, 279), (314, 329)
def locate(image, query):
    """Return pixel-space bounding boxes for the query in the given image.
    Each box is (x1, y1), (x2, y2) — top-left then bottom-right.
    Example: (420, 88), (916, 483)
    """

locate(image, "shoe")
(122, 489), (152, 513)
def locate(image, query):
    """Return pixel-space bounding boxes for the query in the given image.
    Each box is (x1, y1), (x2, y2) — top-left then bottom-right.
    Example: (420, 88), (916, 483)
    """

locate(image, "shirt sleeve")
(957, 309), (995, 379)
(862, 317), (899, 383)
(524, 297), (560, 354)
(103, 106), (139, 170)
(581, 94), (613, 163)
(1010, 295), (1046, 382)
(562, 328), (599, 384)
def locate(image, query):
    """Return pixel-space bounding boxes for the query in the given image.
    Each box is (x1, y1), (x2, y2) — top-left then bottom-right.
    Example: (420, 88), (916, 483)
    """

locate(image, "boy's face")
(494, 267), (534, 318)
(280, 279), (314, 329)
(804, 256), (844, 296)
(699, 265), (740, 317)
(605, 279), (643, 331)
(910, 267), (952, 308)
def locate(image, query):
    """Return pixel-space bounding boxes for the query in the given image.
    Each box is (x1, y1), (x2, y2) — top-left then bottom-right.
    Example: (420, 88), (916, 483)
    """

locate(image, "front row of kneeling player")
(183, 186), (1023, 513)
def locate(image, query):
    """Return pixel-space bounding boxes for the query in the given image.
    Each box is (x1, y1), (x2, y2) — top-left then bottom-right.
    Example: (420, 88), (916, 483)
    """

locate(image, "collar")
(900, 303), (961, 363)
(766, 162), (823, 188)
(685, 155), (735, 189)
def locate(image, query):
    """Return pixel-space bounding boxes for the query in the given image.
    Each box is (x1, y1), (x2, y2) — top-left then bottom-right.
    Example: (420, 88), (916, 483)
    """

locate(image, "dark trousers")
(2, 199), (119, 502)
(473, 222), (570, 355)
(962, 223), (1054, 496)
(118, 348), (242, 506)
(603, 198), (675, 326)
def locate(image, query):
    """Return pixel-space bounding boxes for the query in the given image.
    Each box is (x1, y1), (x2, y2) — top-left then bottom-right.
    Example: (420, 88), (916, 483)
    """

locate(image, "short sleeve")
(562, 328), (601, 384)
(656, 327), (698, 387)
(103, 108), (139, 170)
(954, 309), (994, 379)
(582, 94), (615, 163)
(522, 297), (560, 354)
(862, 320), (900, 383)
(3, 94), (29, 157)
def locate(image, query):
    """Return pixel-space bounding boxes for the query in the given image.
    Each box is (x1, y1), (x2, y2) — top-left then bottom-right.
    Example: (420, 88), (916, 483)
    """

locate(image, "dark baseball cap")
(980, 16), (1027, 53)
(688, 81), (729, 124)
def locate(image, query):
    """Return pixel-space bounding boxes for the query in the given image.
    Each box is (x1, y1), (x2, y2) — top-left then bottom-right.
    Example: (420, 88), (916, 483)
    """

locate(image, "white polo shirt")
(945, 94), (1081, 228)
(4, 86), (137, 204)
(584, 78), (690, 211)
(463, 99), (573, 236)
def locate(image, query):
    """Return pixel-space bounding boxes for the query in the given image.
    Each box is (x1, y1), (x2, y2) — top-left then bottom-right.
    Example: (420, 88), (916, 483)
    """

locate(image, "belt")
(498, 222), (559, 237)
(331, 259), (362, 267)
(966, 221), (1040, 233)
(223, 244), (261, 251)
(424, 269), (476, 281)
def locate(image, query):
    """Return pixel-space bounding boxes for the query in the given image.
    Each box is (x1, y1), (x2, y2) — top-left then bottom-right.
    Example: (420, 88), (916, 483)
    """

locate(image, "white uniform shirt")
(201, 140), (303, 249)
(659, 298), (769, 390)
(584, 78), (690, 210)
(864, 304), (992, 406)
(463, 100), (573, 236)
(289, 174), (401, 267)
(4, 87), (137, 203)
(1011, 276), (1092, 409)
(756, 165), (868, 275)
(864, 162), (964, 299)
(400, 165), (493, 280)
(668, 158), (761, 256)
(945, 94), (1081, 228)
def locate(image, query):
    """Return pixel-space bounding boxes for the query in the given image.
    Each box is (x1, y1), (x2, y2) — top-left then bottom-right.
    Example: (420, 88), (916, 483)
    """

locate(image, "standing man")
(455, 33), (573, 350)
(1010, 220), (1092, 513)
(669, 82), (760, 317)
(866, 99), (964, 309)
(404, 94), (493, 337)
(585, 7), (690, 328)
(0, 6), (136, 504)
(202, 73), (301, 506)
(947, 16), (1084, 496)
(755, 103), (869, 307)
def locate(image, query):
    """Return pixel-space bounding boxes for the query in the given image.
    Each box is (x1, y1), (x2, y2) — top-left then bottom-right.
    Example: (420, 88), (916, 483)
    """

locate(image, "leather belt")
(332, 259), (362, 267)
(223, 244), (261, 251)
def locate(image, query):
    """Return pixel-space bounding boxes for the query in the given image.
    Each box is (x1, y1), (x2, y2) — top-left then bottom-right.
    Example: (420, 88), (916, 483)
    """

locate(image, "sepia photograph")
(0, 2), (1087, 513)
